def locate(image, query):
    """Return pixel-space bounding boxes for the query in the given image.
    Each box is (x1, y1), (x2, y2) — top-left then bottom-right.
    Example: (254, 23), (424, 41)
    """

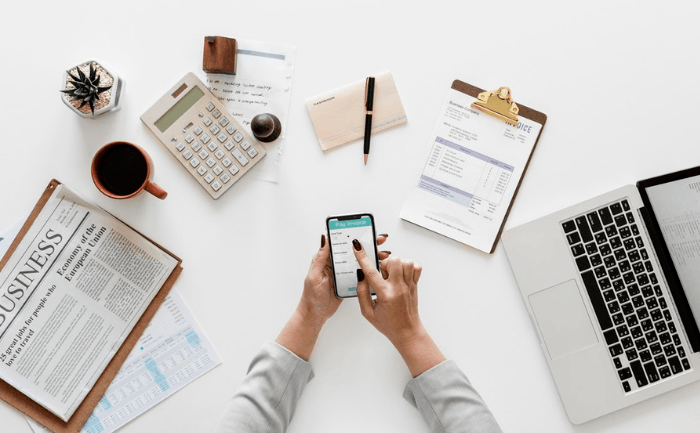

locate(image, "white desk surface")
(2, 1), (699, 432)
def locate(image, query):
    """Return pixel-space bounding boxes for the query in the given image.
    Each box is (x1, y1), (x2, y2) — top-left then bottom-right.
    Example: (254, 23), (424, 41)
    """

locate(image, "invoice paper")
(400, 88), (541, 253)
(25, 289), (221, 433)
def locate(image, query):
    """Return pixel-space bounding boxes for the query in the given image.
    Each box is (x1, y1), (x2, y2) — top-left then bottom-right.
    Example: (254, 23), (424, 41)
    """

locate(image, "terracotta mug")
(91, 141), (167, 200)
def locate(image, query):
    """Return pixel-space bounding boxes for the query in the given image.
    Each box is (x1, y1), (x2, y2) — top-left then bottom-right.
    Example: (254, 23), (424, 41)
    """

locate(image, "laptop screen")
(639, 167), (700, 351)
(644, 175), (700, 321)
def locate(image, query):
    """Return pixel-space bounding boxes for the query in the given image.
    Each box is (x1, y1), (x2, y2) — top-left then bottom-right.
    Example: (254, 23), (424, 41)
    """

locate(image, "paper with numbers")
(25, 288), (220, 433)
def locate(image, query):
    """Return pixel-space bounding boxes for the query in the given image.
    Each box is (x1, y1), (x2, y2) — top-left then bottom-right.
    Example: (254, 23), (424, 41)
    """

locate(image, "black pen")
(363, 76), (375, 165)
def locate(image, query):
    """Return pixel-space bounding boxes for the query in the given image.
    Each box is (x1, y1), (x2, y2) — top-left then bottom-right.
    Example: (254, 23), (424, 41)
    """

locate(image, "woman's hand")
(297, 234), (390, 326)
(352, 240), (445, 377)
(276, 234), (389, 360)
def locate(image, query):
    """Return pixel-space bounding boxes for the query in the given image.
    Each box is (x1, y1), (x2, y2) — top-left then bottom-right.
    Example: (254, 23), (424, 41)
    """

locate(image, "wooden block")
(203, 36), (237, 75)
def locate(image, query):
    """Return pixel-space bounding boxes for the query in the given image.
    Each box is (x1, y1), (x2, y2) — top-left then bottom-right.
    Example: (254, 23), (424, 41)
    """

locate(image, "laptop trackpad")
(529, 280), (599, 360)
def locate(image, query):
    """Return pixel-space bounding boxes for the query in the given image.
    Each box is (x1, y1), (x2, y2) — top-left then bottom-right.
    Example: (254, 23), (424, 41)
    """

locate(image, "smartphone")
(326, 213), (380, 298)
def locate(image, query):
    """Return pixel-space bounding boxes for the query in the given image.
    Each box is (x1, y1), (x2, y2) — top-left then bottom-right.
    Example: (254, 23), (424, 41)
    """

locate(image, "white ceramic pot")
(60, 59), (124, 118)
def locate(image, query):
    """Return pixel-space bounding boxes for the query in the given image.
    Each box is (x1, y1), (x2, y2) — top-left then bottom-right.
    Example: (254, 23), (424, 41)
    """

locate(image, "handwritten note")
(205, 39), (296, 183)
(208, 81), (276, 124)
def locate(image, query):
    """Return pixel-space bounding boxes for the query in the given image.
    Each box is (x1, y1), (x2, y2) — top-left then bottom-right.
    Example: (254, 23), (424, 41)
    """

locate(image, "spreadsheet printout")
(25, 289), (221, 433)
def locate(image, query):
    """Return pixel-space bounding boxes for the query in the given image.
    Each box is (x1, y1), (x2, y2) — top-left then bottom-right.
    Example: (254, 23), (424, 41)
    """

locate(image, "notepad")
(306, 71), (407, 151)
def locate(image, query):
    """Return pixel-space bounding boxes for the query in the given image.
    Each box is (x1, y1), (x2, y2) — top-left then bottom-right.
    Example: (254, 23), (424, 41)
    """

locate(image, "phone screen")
(327, 214), (379, 298)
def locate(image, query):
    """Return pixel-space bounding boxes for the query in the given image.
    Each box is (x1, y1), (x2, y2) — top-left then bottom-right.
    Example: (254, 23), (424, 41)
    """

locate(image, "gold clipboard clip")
(471, 87), (519, 126)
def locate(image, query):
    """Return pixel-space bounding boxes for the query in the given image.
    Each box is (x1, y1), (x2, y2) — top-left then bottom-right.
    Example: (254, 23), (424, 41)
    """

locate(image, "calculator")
(141, 72), (266, 199)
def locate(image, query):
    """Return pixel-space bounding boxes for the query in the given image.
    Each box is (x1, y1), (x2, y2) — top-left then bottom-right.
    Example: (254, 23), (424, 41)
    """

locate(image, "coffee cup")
(91, 141), (167, 200)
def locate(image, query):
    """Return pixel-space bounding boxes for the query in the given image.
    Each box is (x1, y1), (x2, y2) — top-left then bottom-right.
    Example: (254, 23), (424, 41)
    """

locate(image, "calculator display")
(155, 86), (205, 132)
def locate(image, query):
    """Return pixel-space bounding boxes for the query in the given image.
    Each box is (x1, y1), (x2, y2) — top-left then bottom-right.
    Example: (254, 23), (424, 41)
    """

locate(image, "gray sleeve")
(215, 341), (314, 433)
(403, 360), (503, 433)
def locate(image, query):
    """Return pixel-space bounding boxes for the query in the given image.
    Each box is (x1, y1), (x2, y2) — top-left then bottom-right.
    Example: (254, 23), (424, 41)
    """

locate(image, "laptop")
(502, 166), (700, 424)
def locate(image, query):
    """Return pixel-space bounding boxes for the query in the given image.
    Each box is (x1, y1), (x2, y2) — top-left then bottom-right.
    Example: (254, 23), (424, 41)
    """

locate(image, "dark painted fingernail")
(357, 268), (365, 282)
(352, 239), (362, 251)
(321, 234), (325, 248)
(381, 250), (391, 255)
(379, 233), (389, 238)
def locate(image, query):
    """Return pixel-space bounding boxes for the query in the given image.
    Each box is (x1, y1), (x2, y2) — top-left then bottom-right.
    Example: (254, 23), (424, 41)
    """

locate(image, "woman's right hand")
(352, 239), (423, 346)
(351, 239), (446, 377)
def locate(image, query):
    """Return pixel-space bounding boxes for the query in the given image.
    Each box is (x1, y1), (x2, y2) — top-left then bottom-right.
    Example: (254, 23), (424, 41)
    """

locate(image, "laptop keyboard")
(562, 198), (692, 393)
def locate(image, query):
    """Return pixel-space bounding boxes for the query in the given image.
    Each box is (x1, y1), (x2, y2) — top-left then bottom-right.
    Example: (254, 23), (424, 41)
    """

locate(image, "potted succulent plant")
(60, 60), (124, 118)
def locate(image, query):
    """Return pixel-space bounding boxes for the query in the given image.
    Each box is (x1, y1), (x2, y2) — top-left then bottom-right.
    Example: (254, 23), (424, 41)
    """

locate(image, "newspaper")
(0, 184), (178, 421)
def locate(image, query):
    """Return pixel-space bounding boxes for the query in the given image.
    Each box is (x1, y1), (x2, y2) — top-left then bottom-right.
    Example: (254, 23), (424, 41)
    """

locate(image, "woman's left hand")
(297, 234), (390, 327)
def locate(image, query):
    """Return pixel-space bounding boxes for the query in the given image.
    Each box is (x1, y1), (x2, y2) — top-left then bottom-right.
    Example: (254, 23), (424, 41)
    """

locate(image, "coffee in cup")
(91, 141), (167, 199)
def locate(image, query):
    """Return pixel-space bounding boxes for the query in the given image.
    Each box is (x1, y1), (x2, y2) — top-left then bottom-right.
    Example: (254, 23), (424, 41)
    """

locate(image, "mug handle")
(144, 181), (168, 200)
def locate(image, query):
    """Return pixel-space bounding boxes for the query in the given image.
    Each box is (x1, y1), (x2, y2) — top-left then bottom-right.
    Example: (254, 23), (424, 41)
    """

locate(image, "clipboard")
(453, 80), (547, 253)
(0, 179), (183, 433)
(400, 80), (547, 254)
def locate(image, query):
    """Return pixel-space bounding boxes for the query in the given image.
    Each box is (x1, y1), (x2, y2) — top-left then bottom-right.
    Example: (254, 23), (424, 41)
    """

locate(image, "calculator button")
(215, 149), (225, 160)
(205, 102), (215, 112)
(198, 150), (209, 159)
(229, 165), (240, 176)
(220, 173), (231, 184)
(241, 140), (251, 150)
(233, 132), (244, 143)
(185, 134), (194, 143)
(219, 117), (230, 127)
(197, 166), (207, 176)
(193, 126), (203, 136)
(175, 142), (185, 152)
(213, 165), (223, 176)
(210, 125), (221, 135)
(226, 125), (236, 135)
(217, 133), (227, 143)
(248, 147), (259, 158)
(212, 109), (222, 119)
(204, 173), (215, 184)
(201, 134), (211, 144)
(206, 157), (216, 168)
(224, 140), (235, 151)
(203, 117), (213, 126)
(222, 157), (233, 168)
(191, 142), (202, 152)
(211, 181), (222, 192)
(207, 142), (218, 152)
(233, 148), (249, 166)
(183, 150), (193, 160)
(189, 157), (200, 168)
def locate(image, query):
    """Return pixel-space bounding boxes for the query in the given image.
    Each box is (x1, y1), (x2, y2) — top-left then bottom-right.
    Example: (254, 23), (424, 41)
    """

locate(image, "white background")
(1, 1), (699, 432)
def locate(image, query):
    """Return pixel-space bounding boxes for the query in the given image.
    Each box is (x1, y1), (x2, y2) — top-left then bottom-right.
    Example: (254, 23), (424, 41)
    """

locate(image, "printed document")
(206, 39), (297, 183)
(0, 184), (177, 421)
(400, 88), (541, 253)
(25, 289), (221, 433)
